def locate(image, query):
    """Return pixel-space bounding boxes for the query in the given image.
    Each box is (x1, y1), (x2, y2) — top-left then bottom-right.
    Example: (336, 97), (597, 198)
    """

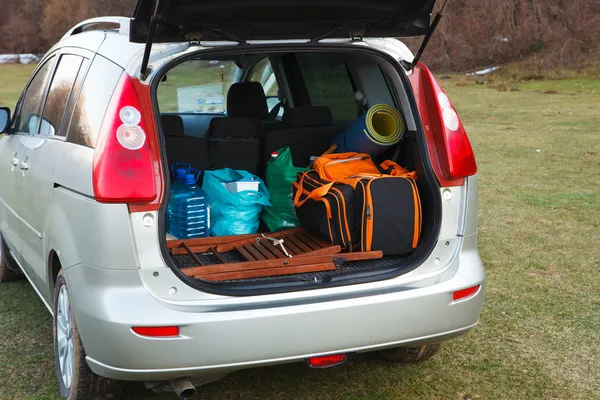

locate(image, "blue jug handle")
(188, 168), (202, 184)
(170, 162), (191, 176)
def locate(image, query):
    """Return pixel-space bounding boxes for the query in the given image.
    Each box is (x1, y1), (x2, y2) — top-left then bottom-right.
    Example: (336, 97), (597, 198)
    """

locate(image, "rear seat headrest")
(283, 106), (333, 128)
(227, 82), (269, 119)
(160, 115), (185, 137)
(208, 117), (260, 139)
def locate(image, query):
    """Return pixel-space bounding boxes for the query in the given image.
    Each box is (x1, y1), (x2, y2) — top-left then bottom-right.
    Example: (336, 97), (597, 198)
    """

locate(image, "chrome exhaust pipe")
(170, 378), (196, 399)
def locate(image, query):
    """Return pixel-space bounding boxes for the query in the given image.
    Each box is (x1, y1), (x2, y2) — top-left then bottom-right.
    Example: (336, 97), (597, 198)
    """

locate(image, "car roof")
(50, 17), (414, 82)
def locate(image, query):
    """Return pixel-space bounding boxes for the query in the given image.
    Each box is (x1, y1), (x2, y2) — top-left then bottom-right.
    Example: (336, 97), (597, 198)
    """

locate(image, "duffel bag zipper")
(302, 176), (349, 248)
(361, 175), (422, 251)
(303, 175), (352, 248)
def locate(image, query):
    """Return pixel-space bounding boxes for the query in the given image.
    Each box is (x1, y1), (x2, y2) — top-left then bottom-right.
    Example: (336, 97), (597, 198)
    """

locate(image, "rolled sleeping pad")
(331, 104), (405, 157)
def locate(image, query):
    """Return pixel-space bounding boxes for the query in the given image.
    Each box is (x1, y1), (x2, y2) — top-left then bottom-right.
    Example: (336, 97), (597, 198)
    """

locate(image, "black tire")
(53, 271), (123, 400)
(0, 232), (22, 282)
(379, 343), (442, 364)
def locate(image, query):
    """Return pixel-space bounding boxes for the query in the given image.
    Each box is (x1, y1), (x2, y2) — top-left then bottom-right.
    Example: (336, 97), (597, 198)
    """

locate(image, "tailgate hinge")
(410, 0), (450, 70)
(140, 0), (162, 81)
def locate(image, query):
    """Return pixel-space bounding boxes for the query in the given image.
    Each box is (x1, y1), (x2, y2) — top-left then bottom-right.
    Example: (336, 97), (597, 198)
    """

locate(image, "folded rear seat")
(206, 117), (261, 175)
(161, 114), (208, 172)
(263, 106), (342, 168)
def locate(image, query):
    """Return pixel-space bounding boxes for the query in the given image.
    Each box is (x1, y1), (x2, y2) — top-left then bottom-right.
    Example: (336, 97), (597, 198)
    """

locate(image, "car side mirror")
(0, 107), (10, 134)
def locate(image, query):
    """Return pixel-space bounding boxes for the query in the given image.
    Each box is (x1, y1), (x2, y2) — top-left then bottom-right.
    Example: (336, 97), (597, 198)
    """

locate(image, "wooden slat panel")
(286, 234), (313, 253)
(236, 245), (255, 261)
(182, 242), (204, 266)
(167, 233), (257, 249)
(259, 239), (287, 258)
(214, 228), (305, 253)
(171, 245), (214, 255)
(252, 241), (276, 260)
(304, 232), (333, 249)
(195, 263), (336, 282)
(181, 250), (383, 277)
(296, 233), (321, 250)
(243, 243), (266, 260)
(278, 238), (301, 255)
(168, 227), (305, 249)
(295, 245), (342, 257)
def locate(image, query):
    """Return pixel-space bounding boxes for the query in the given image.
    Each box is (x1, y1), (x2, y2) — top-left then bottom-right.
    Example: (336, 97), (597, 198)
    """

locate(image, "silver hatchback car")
(0, 1), (484, 399)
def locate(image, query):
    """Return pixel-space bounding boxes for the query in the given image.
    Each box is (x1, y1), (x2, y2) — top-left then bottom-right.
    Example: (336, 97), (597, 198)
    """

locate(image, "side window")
(296, 54), (357, 121)
(67, 56), (122, 148)
(250, 58), (281, 114)
(13, 57), (56, 134)
(157, 60), (240, 114)
(40, 54), (84, 137)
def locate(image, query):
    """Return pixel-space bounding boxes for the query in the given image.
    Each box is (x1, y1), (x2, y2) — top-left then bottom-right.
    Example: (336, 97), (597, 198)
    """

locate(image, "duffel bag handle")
(380, 160), (417, 179)
(293, 173), (335, 208)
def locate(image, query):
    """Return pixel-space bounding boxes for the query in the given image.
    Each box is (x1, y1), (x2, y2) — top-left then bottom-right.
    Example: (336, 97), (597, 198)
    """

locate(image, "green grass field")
(0, 64), (598, 400)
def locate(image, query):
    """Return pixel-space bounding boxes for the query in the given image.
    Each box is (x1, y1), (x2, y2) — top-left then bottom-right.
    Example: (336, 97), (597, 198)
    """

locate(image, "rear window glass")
(296, 54), (357, 120)
(66, 56), (122, 148)
(41, 54), (84, 137)
(250, 58), (281, 116)
(157, 60), (240, 114)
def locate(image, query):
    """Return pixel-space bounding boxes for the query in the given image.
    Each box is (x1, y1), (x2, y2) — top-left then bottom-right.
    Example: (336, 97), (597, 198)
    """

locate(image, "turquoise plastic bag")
(262, 147), (307, 232)
(202, 169), (271, 236)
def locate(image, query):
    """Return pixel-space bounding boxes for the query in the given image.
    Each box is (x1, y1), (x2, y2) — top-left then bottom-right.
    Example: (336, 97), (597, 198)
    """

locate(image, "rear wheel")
(379, 343), (442, 363)
(0, 233), (22, 282)
(53, 271), (123, 400)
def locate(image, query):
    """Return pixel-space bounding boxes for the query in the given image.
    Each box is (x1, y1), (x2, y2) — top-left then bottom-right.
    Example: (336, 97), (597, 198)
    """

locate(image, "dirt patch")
(543, 90), (558, 94)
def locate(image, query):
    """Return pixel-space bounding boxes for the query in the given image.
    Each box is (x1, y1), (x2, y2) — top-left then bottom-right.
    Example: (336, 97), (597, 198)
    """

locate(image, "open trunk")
(153, 44), (442, 295)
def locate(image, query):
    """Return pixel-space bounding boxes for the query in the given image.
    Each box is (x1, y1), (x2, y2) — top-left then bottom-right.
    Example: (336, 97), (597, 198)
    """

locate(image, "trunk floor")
(172, 250), (411, 284)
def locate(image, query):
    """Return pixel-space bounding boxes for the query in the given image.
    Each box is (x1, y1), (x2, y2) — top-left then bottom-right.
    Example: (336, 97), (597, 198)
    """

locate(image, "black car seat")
(206, 117), (261, 175)
(161, 114), (208, 172)
(263, 106), (342, 168)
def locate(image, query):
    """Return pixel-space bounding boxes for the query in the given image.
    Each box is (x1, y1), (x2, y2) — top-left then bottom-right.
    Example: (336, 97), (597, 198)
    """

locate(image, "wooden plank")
(286, 234), (313, 253)
(168, 228), (306, 249)
(296, 233), (321, 250)
(171, 244), (214, 255)
(167, 234), (257, 249)
(259, 238), (287, 258)
(236, 245), (255, 261)
(252, 241), (276, 260)
(278, 238), (301, 255)
(243, 243), (266, 260)
(210, 247), (227, 264)
(214, 229), (305, 253)
(180, 250), (383, 277)
(194, 263), (336, 282)
(295, 245), (342, 257)
(304, 232), (334, 249)
(181, 242), (205, 266)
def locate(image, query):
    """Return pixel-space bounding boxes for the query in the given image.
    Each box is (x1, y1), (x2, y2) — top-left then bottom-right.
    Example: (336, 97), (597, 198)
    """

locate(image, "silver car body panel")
(65, 230), (483, 381)
(0, 21), (484, 383)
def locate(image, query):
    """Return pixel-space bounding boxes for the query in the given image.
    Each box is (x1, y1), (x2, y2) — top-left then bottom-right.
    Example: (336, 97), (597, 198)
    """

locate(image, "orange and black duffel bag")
(292, 153), (421, 255)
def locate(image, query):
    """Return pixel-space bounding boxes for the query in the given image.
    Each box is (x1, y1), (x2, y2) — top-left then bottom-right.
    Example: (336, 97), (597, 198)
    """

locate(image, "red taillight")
(132, 326), (179, 337)
(307, 353), (348, 368)
(409, 63), (477, 186)
(93, 73), (158, 203)
(452, 285), (481, 301)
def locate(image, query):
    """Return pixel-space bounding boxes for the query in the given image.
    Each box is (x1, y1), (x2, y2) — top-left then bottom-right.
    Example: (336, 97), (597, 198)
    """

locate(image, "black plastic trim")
(151, 43), (442, 297)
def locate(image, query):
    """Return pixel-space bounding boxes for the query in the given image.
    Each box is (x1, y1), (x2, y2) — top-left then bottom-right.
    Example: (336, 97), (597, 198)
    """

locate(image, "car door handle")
(19, 157), (30, 171)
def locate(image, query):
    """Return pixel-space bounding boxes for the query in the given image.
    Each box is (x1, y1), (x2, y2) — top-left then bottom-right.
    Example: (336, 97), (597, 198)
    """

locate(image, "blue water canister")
(170, 163), (192, 192)
(167, 169), (210, 239)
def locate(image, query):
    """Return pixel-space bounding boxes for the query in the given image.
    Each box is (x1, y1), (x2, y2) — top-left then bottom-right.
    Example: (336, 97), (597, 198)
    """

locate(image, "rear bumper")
(65, 238), (484, 381)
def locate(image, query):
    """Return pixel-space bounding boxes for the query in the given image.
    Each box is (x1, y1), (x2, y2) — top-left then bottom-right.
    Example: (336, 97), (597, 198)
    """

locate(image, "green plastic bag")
(262, 147), (307, 232)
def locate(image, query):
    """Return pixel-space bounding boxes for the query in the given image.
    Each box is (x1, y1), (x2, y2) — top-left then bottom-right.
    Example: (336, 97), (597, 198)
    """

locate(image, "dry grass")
(0, 65), (599, 400)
